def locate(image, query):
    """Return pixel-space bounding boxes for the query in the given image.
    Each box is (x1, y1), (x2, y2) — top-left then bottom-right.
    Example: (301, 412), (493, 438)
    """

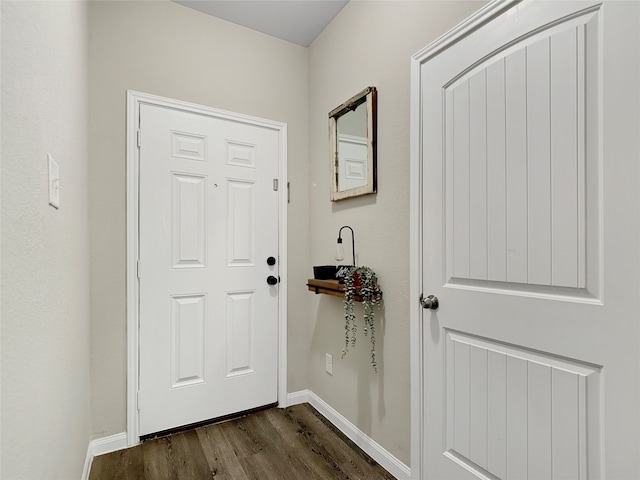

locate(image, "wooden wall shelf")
(306, 278), (364, 302)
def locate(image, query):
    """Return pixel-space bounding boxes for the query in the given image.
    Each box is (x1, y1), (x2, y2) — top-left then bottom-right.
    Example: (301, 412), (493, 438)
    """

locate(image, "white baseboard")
(82, 447), (92, 480)
(82, 432), (127, 480)
(285, 389), (411, 480)
(285, 389), (310, 406)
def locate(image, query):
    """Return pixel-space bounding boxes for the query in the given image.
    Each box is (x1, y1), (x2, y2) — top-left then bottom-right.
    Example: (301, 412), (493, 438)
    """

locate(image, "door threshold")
(140, 402), (279, 442)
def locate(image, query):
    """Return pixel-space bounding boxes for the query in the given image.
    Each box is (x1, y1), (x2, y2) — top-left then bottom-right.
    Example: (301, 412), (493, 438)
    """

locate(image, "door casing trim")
(126, 90), (288, 446)
(409, 1), (521, 478)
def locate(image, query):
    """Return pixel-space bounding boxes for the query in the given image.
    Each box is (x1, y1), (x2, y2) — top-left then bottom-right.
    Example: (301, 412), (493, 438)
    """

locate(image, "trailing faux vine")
(342, 266), (383, 371)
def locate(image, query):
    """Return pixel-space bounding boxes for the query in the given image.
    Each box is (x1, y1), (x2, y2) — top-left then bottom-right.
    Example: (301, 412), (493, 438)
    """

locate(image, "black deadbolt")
(267, 276), (279, 285)
(267, 256), (276, 266)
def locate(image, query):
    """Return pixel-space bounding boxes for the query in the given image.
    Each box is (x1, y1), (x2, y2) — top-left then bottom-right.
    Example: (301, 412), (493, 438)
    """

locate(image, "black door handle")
(267, 256), (276, 266)
(267, 275), (279, 285)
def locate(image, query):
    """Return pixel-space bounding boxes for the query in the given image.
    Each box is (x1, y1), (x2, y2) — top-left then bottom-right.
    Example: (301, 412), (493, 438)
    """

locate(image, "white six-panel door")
(413, 1), (640, 478)
(138, 103), (281, 436)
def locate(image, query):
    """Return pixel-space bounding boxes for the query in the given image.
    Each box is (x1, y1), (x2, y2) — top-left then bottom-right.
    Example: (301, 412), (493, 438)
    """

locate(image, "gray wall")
(307, 1), (486, 464)
(1, 1), (92, 477)
(88, 0), (310, 438)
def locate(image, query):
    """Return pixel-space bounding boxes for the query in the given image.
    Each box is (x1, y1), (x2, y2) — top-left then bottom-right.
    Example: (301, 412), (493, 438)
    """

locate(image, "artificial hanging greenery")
(342, 265), (383, 372)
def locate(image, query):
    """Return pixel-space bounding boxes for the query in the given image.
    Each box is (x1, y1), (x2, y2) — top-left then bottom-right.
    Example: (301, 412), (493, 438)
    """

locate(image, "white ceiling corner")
(172, 0), (349, 47)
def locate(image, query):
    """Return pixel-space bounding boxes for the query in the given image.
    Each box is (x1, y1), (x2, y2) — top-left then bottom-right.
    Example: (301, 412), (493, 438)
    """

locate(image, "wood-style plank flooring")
(89, 403), (397, 480)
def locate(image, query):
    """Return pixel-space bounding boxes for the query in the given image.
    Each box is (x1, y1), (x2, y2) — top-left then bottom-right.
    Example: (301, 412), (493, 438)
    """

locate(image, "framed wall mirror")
(329, 86), (377, 201)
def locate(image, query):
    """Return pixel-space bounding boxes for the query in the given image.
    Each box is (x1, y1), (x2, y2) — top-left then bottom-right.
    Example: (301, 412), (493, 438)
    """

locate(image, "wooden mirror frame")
(329, 86), (377, 201)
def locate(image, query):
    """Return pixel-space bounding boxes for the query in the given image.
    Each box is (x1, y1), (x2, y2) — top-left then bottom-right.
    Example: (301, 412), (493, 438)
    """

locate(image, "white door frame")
(125, 90), (288, 446)
(409, 1), (520, 478)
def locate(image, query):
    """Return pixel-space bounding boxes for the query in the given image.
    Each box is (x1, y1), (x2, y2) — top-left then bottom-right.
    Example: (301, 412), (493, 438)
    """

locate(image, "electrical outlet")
(325, 353), (333, 375)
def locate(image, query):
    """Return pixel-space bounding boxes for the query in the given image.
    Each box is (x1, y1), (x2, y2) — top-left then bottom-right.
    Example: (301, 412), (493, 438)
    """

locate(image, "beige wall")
(1, 1), (92, 478)
(88, 0), (310, 438)
(307, 1), (486, 465)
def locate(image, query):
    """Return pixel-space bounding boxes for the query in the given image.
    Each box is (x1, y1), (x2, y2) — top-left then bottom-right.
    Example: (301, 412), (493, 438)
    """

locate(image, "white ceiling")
(173, 0), (349, 47)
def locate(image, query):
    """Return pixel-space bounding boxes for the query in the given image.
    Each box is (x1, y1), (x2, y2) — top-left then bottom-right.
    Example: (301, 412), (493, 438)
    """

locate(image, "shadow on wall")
(310, 293), (387, 436)
(358, 301), (387, 433)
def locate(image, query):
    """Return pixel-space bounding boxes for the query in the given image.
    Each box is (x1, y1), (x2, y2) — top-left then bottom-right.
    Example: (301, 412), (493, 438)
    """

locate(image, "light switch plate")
(48, 154), (60, 209)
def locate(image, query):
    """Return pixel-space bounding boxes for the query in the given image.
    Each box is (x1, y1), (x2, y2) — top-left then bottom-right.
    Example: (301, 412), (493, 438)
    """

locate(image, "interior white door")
(418, 1), (639, 478)
(138, 103), (280, 436)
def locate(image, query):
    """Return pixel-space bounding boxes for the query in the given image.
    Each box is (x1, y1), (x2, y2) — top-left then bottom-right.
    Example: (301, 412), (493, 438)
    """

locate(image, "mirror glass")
(329, 87), (377, 201)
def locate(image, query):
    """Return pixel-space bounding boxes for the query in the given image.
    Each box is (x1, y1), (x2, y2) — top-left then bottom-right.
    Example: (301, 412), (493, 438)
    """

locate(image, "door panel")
(170, 294), (206, 388)
(444, 330), (599, 479)
(138, 104), (279, 436)
(225, 290), (256, 377)
(444, 7), (592, 293)
(419, 1), (639, 478)
(226, 179), (256, 266)
(171, 173), (207, 268)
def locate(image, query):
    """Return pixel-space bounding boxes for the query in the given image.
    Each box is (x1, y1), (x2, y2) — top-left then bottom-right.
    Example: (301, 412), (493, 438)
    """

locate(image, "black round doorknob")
(267, 256), (276, 266)
(267, 275), (279, 285)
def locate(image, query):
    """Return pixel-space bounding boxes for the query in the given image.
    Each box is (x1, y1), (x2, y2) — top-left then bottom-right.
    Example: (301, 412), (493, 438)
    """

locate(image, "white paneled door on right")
(418, 1), (639, 479)
(138, 103), (280, 436)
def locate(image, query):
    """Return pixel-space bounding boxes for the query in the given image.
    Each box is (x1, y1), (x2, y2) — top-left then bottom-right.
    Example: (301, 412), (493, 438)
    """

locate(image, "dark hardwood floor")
(89, 403), (397, 480)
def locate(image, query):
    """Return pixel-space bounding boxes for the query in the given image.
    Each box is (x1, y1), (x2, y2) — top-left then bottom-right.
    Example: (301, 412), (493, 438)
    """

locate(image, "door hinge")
(137, 129), (141, 148)
(136, 260), (141, 279)
(273, 179), (279, 191)
(137, 391), (141, 411)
